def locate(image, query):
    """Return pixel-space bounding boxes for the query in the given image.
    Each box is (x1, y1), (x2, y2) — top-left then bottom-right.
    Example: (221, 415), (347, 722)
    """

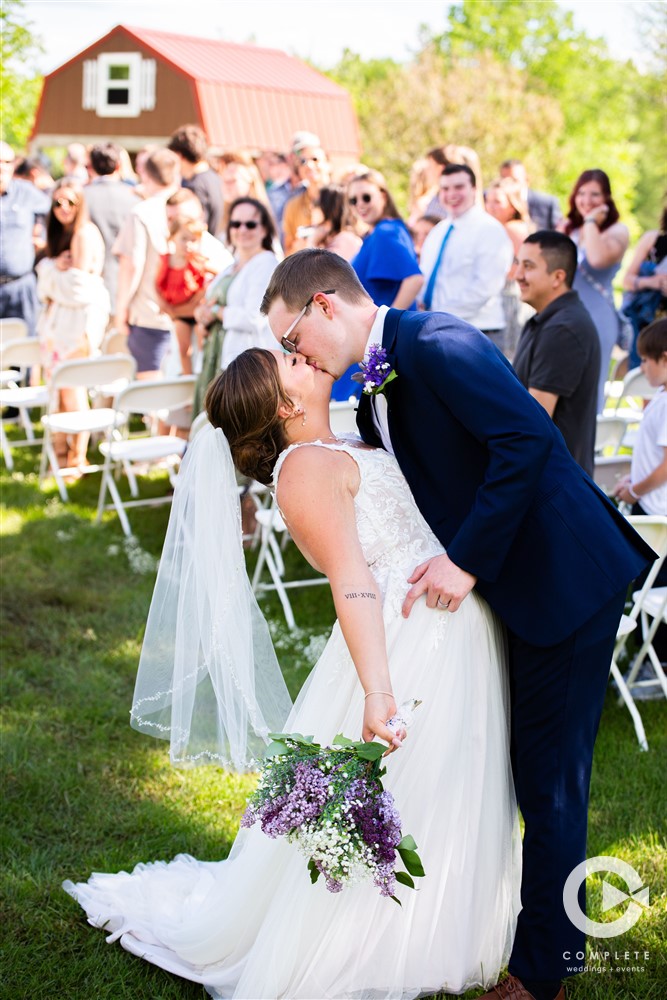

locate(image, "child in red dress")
(156, 216), (216, 374)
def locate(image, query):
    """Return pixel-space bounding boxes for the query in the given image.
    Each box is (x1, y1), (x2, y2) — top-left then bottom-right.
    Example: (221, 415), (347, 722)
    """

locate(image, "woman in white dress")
(64, 348), (520, 999)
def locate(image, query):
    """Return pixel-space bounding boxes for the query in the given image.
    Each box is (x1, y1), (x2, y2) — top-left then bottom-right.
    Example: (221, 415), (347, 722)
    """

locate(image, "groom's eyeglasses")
(280, 290), (336, 353)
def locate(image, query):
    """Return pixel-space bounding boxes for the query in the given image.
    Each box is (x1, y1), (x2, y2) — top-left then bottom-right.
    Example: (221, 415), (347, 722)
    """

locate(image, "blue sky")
(25, 1), (645, 74)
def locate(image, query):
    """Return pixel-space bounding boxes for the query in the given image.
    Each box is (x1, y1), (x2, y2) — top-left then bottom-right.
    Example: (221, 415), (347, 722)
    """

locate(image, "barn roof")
(35, 24), (360, 157)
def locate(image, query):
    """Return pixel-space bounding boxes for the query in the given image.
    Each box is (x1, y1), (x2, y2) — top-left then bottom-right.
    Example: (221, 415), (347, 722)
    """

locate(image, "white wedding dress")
(64, 440), (521, 999)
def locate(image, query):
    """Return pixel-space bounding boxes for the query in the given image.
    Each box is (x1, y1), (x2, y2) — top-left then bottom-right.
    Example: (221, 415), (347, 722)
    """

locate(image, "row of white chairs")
(1, 336), (196, 536)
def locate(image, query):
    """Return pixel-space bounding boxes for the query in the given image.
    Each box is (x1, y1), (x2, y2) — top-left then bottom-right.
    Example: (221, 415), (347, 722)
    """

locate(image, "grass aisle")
(1, 451), (665, 1000)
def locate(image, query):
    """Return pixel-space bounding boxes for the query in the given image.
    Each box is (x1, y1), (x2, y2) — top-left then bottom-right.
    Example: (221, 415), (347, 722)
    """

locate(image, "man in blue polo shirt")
(0, 141), (51, 338)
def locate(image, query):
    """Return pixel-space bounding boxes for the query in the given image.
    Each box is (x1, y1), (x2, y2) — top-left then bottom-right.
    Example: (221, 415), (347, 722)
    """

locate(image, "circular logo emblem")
(563, 856), (649, 938)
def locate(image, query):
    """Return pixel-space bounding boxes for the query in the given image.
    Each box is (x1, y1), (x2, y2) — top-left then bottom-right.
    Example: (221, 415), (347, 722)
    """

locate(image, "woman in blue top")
(332, 170), (422, 400)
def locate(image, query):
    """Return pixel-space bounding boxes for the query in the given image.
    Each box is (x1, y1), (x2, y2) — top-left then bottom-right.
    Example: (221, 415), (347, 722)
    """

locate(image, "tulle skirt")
(64, 590), (521, 999)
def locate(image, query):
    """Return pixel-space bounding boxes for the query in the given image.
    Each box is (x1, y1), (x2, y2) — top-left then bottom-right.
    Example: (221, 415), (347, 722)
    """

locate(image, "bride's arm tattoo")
(344, 591), (377, 600)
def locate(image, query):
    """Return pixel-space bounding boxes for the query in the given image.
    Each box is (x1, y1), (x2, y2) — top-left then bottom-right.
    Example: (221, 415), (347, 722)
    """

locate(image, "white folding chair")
(611, 514), (667, 750)
(39, 355), (136, 501)
(595, 415), (630, 457)
(605, 367), (657, 417)
(329, 399), (359, 436)
(593, 455), (632, 494)
(95, 376), (196, 536)
(251, 497), (328, 629)
(0, 338), (49, 470)
(0, 317), (29, 348)
(100, 328), (130, 356)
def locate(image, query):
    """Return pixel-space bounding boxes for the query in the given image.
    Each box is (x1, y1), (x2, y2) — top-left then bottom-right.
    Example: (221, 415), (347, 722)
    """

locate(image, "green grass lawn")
(1, 443), (665, 1000)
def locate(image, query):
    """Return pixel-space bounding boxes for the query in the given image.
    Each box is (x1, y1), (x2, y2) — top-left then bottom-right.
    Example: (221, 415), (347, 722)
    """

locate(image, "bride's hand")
(402, 554), (476, 618)
(363, 693), (403, 754)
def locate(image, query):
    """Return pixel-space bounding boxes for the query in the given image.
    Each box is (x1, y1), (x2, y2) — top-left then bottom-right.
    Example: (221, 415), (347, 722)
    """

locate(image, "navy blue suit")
(357, 309), (653, 983)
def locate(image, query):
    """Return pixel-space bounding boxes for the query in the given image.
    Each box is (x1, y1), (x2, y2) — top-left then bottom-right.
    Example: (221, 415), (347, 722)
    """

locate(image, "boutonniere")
(352, 345), (397, 396)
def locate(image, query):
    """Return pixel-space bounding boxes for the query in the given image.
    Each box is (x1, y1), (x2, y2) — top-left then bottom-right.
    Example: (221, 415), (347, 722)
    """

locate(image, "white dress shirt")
(362, 305), (394, 454)
(418, 206), (513, 330)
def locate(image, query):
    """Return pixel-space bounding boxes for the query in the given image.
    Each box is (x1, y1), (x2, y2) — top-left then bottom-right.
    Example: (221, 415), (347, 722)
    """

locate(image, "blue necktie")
(423, 223), (454, 311)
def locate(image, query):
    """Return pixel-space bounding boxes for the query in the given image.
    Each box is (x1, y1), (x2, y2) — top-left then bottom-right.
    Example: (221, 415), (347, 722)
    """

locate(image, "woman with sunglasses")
(36, 180), (109, 472)
(348, 170), (423, 313)
(192, 197), (279, 412)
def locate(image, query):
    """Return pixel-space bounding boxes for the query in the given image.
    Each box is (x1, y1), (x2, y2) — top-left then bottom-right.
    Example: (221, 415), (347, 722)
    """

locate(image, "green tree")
(631, 0), (667, 230)
(0, 0), (43, 152)
(434, 0), (641, 222)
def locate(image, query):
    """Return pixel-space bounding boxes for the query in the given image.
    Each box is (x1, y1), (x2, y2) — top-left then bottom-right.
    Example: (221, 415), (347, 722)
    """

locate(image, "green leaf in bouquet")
(398, 848), (425, 878)
(332, 734), (355, 747)
(307, 858), (320, 884)
(397, 834), (418, 852)
(354, 741), (387, 761)
(395, 871), (415, 889)
(389, 895), (402, 906)
(264, 740), (288, 758)
(268, 731), (317, 745)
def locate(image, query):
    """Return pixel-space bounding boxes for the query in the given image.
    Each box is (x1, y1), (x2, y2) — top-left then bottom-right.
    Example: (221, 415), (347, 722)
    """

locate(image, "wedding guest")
(83, 142), (138, 313)
(410, 215), (441, 262)
(424, 145), (484, 214)
(559, 169), (630, 412)
(192, 197), (278, 413)
(309, 184), (362, 261)
(419, 164), (512, 354)
(263, 151), (297, 241)
(500, 159), (563, 231)
(613, 318), (667, 516)
(113, 149), (180, 379)
(62, 143), (88, 185)
(513, 232), (600, 476)
(282, 133), (331, 255)
(0, 141), (51, 338)
(485, 176), (535, 359)
(157, 214), (217, 375)
(407, 153), (446, 227)
(214, 151), (275, 246)
(168, 124), (223, 236)
(37, 180), (109, 471)
(348, 170), (422, 310)
(621, 206), (667, 368)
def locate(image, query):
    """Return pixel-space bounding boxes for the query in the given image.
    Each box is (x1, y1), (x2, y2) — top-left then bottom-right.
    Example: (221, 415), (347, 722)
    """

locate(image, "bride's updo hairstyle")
(205, 349), (293, 485)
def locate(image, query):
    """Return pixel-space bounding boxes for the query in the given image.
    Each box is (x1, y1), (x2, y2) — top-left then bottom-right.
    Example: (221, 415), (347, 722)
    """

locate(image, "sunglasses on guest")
(53, 197), (78, 209)
(229, 219), (259, 230)
(348, 193), (373, 207)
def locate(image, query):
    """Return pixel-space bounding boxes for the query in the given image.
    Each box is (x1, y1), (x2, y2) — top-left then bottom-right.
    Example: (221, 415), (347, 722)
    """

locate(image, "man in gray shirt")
(513, 231), (600, 476)
(83, 144), (138, 314)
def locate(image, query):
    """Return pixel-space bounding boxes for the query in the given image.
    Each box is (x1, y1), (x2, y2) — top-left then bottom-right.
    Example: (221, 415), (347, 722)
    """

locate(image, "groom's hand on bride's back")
(402, 555), (476, 618)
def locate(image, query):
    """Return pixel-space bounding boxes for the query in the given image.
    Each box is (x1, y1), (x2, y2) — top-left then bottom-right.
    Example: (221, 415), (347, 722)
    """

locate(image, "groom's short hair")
(261, 249), (370, 314)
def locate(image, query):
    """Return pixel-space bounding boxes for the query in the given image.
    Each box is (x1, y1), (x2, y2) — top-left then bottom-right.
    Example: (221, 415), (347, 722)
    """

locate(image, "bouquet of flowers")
(241, 701), (424, 903)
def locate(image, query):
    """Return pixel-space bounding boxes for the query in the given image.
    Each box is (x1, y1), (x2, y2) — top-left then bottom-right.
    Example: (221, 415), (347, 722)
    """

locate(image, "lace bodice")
(274, 439), (445, 617)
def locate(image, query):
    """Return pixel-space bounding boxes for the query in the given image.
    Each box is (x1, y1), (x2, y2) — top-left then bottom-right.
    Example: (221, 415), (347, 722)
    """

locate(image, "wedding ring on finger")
(436, 597), (450, 610)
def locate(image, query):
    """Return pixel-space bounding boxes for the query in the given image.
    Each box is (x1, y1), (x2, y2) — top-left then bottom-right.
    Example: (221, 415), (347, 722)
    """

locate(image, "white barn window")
(83, 53), (156, 118)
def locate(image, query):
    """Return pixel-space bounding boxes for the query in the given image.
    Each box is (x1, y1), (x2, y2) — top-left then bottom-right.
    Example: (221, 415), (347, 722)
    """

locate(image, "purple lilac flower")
(358, 345), (395, 395)
(254, 760), (330, 838)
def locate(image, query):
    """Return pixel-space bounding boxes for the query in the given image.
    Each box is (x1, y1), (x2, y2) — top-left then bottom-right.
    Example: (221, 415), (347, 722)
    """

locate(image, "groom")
(262, 250), (654, 1000)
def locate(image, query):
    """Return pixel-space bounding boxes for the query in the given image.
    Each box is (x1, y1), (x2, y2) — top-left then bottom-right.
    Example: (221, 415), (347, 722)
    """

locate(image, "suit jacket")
(357, 308), (653, 646)
(84, 178), (138, 312)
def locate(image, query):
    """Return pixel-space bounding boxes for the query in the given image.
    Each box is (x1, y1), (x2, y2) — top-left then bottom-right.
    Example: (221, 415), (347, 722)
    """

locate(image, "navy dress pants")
(507, 589), (627, 983)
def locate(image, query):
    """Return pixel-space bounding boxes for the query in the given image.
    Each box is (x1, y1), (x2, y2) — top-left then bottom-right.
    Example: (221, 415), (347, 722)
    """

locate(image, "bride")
(64, 348), (520, 999)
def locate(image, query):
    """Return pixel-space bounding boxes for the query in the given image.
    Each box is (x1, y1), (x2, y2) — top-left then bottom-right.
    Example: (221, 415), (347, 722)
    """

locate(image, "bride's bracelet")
(364, 690), (394, 699)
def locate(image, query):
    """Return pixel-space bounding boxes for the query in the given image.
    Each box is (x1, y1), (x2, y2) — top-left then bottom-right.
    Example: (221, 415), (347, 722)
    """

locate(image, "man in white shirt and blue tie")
(419, 163), (513, 354)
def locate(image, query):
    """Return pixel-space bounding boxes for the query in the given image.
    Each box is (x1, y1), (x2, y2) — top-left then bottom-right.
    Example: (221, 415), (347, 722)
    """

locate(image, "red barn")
(29, 24), (361, 163)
